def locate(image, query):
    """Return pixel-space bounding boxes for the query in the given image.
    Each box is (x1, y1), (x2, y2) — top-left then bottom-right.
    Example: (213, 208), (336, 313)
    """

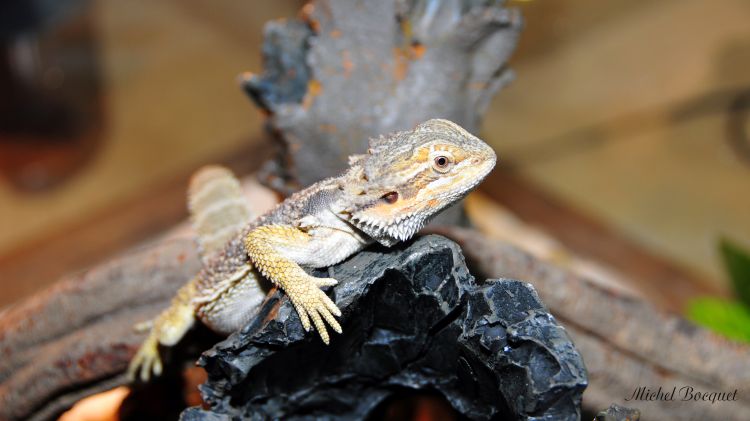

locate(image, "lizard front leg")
(244, 225), (342, 344)
(127, 279), (197, 381)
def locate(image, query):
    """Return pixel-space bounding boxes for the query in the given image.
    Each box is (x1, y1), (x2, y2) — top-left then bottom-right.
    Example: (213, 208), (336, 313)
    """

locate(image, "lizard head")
(335, 119), (497, 246)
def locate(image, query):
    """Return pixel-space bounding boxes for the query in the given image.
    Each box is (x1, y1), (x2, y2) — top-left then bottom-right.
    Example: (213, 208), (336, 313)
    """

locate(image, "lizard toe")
(318, 306), (342, 334)
(313, 277), (338, 288)
(292, 300), (312, 332)
(127, 336), (162, 383)
(153, 356), (163, 377)
(139, 355), (152, 383)
(309, 309), (330, 345)
(319, 291), (342, 317)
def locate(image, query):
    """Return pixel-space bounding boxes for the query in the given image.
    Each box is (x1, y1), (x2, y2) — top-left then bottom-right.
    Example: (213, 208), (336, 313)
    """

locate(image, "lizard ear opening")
(381, 191), (398, 204)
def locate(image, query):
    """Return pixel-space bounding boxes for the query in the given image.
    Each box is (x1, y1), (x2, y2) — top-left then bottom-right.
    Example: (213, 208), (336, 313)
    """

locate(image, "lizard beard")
(347, 211), (428, 247)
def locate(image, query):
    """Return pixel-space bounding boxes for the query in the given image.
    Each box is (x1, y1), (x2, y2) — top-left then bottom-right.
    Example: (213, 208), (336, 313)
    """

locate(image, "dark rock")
(181, 235), (587, 421)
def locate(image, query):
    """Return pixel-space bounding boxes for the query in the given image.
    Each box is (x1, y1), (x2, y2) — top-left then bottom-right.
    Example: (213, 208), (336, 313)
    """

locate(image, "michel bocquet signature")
(625, 386), (738, 404)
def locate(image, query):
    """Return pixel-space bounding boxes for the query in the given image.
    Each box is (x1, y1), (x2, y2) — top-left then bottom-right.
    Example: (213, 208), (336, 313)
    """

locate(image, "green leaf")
(719, 239), (750, 307)
(686, 297), (750, 344)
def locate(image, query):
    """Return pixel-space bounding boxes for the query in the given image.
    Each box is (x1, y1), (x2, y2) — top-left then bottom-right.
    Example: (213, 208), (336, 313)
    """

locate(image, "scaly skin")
(128, 119), (497, 381)
(245, 225), (342, 343)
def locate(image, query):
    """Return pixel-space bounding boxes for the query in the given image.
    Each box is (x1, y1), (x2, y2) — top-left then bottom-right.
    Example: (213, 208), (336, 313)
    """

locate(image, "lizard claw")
(288, 276), (343, 344)
(127, 335), (162, 382)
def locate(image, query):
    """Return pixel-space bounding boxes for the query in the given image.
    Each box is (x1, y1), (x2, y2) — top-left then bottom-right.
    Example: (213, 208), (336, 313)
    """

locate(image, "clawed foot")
(127, 334), (163, 382)
(288, 276), (342, 344)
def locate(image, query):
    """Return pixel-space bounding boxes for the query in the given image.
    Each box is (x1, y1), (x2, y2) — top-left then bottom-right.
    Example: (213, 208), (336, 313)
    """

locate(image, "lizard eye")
(432, 155), (452, 173)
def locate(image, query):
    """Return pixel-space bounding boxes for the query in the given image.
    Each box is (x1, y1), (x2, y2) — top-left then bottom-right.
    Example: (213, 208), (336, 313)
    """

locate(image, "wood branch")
(0, 236), (197, 421)
(244, 0), (522, 190)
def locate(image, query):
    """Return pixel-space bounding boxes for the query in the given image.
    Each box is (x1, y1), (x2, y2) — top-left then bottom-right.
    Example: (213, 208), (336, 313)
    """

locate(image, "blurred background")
(1, 0), (749, 330)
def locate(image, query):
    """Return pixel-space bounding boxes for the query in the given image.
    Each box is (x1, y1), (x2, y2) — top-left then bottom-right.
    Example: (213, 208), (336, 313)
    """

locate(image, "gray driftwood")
(244, 0), (522, 191)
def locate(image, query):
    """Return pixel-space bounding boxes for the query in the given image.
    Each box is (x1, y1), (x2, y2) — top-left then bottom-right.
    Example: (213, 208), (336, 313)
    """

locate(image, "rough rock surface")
(181, 235), (587, 420)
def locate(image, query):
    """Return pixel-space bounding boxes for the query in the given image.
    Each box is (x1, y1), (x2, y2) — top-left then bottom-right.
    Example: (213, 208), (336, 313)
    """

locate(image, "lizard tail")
(188, 165), (252, 263)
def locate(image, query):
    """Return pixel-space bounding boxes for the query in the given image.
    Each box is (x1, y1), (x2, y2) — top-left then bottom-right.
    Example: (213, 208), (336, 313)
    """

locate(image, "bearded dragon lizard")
(128, 119), (496, 381)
